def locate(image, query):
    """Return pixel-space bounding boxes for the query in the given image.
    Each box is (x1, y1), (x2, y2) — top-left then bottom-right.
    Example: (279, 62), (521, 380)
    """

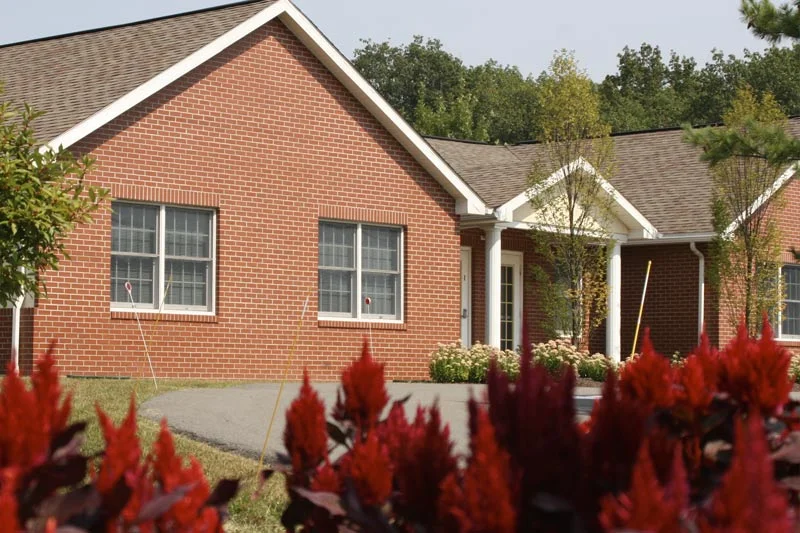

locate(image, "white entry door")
(500, 251), (523, 351)
(460, 247), (472, 346)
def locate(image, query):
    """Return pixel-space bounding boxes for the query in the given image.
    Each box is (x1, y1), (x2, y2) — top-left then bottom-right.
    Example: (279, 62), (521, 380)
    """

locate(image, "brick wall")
(20, 20), (461, 381)
(619, 243), (718, 358)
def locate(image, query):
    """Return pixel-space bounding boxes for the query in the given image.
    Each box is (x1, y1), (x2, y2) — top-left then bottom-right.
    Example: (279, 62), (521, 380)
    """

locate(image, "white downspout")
(689, 242), (704, 342)
(10, 292), (23, 374)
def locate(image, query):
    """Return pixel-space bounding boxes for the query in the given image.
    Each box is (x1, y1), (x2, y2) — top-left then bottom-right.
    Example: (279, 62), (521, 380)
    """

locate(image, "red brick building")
(2, 0), (799, 379)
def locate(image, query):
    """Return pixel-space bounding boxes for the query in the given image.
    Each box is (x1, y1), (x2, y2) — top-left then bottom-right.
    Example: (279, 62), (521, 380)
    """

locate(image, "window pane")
(166, 208), (211, 259)
(319, 222), (355, 268)
(112, 203), (158, 254)
(319, 270), (352, 313)
(362, 273), (397, 317)
(165, 260), (208, 307)
(111, 256), (155, 305)
(785, 266), (800, 302)
(362, 226), (399, 271)
(784, 301), (800, 336)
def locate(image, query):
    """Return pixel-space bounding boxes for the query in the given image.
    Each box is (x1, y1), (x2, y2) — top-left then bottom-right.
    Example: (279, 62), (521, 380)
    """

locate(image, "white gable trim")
(42, 0), (487, 216)
(496, 157), (658, 239)
(721, 163), (797, 238)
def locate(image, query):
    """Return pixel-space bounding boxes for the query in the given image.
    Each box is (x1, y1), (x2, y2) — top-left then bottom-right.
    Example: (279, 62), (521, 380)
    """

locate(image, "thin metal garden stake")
(125, 281), (158, 389)
(364, 296), (375, 356)
(631, 260), (652, 357)
(257, 290), (311, 477)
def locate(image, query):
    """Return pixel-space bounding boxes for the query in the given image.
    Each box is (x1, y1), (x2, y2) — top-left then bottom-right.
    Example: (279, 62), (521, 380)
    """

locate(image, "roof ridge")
(0, 0), (274, 49)
(424, 135), (494, 146)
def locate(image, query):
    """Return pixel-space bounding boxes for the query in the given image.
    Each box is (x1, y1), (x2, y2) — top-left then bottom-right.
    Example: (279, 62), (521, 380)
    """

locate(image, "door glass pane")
(362, 273), (398, 317)
(501, 265), (514, 351)
(111, 256), (155, 304)
(319, 270), (353, 313)
(165, 260), (208, 307)
(319, 222), (355, 268)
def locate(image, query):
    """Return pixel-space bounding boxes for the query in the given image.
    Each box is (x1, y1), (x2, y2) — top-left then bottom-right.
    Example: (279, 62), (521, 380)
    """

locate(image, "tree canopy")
(352, 35), (800, 144)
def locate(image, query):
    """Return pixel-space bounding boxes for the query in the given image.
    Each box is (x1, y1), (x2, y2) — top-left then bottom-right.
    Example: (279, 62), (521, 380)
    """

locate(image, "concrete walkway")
(141, 382), (600, 461)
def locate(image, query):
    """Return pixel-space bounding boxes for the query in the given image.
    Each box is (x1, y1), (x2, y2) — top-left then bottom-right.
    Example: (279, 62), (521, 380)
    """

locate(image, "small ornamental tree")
(526, 51), (614, 347)
(685, 87), (788, 334)
(0, 87), (107, 307)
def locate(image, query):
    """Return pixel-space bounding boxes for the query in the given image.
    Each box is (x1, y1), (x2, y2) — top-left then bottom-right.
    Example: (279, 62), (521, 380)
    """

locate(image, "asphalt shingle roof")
(429, 119), (800, 235)
(0, 0), (276, 143)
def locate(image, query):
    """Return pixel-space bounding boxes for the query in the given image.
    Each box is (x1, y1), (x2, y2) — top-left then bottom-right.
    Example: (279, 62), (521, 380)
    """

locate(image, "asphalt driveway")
(141, 382), (600, 461)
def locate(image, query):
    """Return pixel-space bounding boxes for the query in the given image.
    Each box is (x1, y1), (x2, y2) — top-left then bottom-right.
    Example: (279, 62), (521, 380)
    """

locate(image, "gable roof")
(429, 118), (800, 235)
(0, 0), (487, 215)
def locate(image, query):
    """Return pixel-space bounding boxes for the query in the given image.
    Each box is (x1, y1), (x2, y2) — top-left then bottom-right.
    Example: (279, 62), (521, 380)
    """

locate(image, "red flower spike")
(334, 340), (389, 431)
(599, 441), (685, 533)
(392, 404), (457, 527)
(95, 395), (141, 495)
(718, 316), (792, 415)
(619, 329), (675, 410)
(310, 461), (341, 494)
(284, 370), (328, 482)
(339, 432), (392, 507)
(437, 409), (516, 533)
(675, 353), (716, 416)
(0, 470), (20, 533)
(702, 414), (790, 533)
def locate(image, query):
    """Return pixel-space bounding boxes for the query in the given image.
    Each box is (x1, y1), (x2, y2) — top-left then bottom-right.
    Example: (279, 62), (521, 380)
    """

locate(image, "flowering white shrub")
(429, 342), (520, 383)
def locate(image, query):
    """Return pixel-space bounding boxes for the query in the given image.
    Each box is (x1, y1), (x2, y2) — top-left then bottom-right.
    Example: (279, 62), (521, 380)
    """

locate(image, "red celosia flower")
(0, 344), (71, 471)
(339, 432), (392, 507)
(718, 317), (791, 415)
(378, 402), (410, 464)
(0, 469), (19, 533)
(600, 441), (687, 533)
(151, 420), (218, 531)
(619, 330), (675, 410)
(438, 409), (516, 533)
(310, 461), (340, 494)
(334, 340), (389, 431)
(675, 353), (716, 415)
(95, 396), (141, 495)
(701, 414), (790, 533)
(284, 370), (328, 481)
(392, 404), (457, 527)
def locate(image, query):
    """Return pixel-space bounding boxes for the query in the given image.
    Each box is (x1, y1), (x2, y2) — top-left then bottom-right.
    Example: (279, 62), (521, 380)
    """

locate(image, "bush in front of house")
(428, 342), (519, 383)
(430, 339), (614, 383)
(278, 319), (800, 532)
(0, 345), (238, 531)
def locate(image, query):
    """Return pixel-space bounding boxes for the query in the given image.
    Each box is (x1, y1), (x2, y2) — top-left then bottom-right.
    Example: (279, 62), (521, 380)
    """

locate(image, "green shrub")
(790, 352), (800, 384)
(577, 353), (615, 382)
(429, 342), (520, 383)
(531, 339), (584, 377)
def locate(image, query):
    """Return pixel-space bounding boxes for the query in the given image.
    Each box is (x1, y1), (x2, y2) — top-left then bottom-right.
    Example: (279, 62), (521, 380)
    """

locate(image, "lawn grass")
(63, 377), (287, 532)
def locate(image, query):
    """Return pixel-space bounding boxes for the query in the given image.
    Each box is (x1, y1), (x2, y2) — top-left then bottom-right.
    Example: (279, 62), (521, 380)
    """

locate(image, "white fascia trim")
(496, 157), (658, 239)
(721, 163), (797, 238)
(40, 0), (488, 216)
(43, 0), (287, 152)
(278, 3), (487, 215)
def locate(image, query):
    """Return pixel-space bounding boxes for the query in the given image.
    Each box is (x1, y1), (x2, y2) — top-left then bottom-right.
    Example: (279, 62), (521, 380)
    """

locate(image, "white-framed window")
(111, 201), (216, 314)
(778, 264), (800, 338)
(318, 221), (403, 322)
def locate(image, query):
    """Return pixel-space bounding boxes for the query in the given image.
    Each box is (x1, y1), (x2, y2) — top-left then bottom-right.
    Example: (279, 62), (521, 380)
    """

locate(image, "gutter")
(689, 242), (705, 343)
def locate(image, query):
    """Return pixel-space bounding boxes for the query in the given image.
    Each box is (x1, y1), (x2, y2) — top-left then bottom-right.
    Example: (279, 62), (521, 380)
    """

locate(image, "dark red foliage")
(701, 414), (791, 533)
(438, 409), (516, 533)
(339, 432), (392, 507)
(0, 346), (238, 532)
(718, 317), (792, 415)
(619, 330), (675, 410)
(334, 340), (389, 431)
(284, 370), (328, 483)
(283, 319), (800, 533)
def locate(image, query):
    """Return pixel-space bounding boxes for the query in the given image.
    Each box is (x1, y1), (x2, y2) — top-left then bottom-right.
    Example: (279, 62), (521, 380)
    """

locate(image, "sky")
(0, 0), (772, 80)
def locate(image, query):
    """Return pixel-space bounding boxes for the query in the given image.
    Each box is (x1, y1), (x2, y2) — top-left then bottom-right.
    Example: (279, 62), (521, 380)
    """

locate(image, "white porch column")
(485, 225), (504, 348)
(606, 241), (622, 363)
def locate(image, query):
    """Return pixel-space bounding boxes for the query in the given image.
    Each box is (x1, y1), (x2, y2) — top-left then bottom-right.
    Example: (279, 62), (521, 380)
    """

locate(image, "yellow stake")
(631, 260), (652, 357)
(257, 290), (312, 477)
